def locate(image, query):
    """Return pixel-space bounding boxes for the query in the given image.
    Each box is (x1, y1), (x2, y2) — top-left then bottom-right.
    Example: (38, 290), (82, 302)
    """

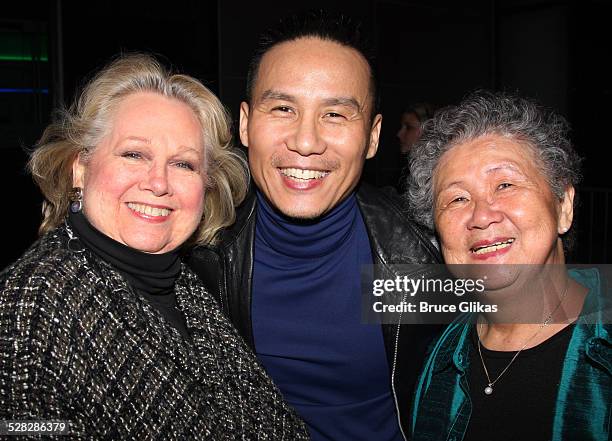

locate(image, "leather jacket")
(188, 182), (442, 439)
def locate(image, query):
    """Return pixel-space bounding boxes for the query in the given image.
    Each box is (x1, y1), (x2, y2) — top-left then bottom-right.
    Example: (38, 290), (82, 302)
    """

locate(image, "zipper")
(391, 288), (409, 441)
(390, 267), (436, 441)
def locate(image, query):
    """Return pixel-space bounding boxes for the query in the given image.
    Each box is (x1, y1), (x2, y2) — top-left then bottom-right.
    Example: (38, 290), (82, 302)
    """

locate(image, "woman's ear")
(72, 152), (85, 187)
(558, 185), (575, 234)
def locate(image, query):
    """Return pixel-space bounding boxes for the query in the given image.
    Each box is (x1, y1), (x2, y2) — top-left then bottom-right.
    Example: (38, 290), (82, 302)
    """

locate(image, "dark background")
(1, 0), (610, 268)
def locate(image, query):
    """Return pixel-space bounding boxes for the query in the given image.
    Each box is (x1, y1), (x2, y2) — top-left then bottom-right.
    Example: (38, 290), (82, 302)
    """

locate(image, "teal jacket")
(410, 268), (611, 441)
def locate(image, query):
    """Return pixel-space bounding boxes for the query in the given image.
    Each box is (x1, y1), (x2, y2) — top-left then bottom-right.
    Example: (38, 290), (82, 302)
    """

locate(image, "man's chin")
(275, 205), (328, 222)
(259, 189), (337, 221)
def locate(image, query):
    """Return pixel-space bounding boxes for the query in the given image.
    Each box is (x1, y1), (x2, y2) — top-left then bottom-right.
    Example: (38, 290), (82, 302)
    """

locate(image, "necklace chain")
(477, 279), (570, 396)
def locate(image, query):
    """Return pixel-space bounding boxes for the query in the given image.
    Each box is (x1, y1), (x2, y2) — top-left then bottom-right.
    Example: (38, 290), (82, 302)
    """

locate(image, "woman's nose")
(140, 163), (171, 196)
(467, 198), (503, 230)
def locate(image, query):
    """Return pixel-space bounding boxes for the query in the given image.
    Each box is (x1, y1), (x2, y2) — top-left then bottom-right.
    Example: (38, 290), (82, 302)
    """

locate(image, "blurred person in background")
(394, 102), (436, 191)
(397, 102), (436, 154)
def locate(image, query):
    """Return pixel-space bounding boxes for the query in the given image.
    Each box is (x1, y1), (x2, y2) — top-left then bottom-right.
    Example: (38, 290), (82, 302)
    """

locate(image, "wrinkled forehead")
(434, 134), (546, 189)
(253, 37), (375, 111)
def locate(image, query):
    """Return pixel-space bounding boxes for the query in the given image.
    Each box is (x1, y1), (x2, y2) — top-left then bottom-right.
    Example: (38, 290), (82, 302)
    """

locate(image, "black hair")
(245, 10), (379, 118)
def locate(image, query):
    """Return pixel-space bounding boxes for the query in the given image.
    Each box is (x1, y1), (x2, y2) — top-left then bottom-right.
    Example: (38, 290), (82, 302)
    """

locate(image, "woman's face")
(73, 92), (207, 254)
(397, 111), (422, 154)
(433, 134), (574, 267)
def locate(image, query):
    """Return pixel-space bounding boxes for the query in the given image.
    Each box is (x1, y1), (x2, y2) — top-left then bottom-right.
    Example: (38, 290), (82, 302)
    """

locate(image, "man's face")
(240, 37), (382, 219)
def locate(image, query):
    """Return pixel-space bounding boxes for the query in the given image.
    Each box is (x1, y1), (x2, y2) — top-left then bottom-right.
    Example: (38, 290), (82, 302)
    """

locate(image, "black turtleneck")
(67, 210), (189, 338)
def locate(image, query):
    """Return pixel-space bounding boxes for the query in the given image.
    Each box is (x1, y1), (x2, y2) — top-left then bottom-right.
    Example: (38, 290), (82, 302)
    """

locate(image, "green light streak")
(0, 54), (48, 62)
(0, 32), (48, 62)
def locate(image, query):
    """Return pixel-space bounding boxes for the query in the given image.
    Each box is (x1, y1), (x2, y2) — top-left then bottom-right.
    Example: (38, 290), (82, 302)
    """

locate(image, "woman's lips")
(127, 202), (173, 223)
(470, 237), (515, 260)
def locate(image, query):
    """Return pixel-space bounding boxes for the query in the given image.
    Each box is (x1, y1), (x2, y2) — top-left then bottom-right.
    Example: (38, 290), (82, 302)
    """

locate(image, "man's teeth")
(279, 168), (328, 180)
(473, 238), (515, 255)
(127, 202), (171, 217)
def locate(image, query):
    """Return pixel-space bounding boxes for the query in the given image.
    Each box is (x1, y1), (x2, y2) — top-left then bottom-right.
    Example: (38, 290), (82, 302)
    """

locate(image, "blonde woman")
(0, 54), (308, 440)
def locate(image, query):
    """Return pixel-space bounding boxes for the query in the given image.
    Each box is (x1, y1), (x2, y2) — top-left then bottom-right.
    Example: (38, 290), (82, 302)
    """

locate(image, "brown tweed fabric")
(0, 223), (309, 440)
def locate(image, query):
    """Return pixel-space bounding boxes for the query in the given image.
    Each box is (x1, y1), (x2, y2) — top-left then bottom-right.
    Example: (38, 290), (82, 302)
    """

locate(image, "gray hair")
(407, 90), (582, 244)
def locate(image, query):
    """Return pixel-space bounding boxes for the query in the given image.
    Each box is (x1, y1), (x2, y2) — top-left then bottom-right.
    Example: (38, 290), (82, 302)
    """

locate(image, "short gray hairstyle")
(407, 90), (582, 245)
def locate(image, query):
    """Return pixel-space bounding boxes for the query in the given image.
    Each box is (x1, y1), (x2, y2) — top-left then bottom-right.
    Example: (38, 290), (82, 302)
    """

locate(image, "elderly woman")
(0, 54), (308, 439)
(407, 91), (610, 441)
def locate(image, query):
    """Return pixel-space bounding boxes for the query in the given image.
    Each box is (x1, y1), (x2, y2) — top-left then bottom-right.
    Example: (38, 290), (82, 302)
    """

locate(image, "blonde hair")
(29, 53), (247, 245)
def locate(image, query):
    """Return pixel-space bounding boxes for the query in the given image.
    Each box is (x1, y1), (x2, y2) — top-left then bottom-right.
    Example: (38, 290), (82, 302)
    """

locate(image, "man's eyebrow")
(260, 90), (296, 102)
(322, 96), (361, 111)
(259, 90), (362, 112)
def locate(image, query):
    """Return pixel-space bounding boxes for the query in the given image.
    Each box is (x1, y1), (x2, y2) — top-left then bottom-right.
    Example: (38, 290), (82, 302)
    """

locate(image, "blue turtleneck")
(252, 191), (403, 441)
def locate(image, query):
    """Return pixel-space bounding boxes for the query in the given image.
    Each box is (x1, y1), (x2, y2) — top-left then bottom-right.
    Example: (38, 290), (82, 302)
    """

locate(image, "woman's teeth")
(472, 238), (515, 255)
(127, 202), (171, 217)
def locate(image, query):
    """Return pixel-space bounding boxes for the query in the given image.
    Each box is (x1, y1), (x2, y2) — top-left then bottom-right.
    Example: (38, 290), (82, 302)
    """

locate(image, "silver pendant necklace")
(476, 279), (569, 396)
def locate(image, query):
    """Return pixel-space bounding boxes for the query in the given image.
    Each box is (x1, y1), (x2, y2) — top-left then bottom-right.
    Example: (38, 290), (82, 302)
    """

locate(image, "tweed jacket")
(410, 267), (612, 441)
(0, 223), (309, 440)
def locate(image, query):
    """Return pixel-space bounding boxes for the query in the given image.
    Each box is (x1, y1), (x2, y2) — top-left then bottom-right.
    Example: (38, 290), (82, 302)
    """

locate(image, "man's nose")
(287, 115), (326, 155)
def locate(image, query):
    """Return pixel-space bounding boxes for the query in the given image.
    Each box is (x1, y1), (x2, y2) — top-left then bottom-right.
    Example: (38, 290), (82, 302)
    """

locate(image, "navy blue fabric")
(252, 192), (403, 441)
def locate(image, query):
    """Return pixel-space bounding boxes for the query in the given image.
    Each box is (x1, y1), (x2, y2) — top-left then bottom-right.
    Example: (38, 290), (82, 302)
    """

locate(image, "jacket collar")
(434, 314), (472, 374)
(572, 267), (612, 375)
(217, 181), (441, 258)
(213, 183), (258, 250)
(355, 183), (440, 266)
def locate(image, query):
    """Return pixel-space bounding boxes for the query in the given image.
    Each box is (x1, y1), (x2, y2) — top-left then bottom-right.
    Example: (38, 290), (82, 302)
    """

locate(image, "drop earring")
(69, 187), (83, 213)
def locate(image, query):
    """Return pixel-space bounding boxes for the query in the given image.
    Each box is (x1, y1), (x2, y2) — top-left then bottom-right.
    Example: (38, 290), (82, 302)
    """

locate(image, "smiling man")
(189, 11), (440, 441)
(242, 34), (379, 219)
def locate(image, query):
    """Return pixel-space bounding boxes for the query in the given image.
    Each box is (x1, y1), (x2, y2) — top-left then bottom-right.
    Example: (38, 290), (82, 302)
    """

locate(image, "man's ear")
(558, 185), (575, 234)
(239, 101), (250, 148)
(366, 114), (382, 159)
(72, 152), (86, 187)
